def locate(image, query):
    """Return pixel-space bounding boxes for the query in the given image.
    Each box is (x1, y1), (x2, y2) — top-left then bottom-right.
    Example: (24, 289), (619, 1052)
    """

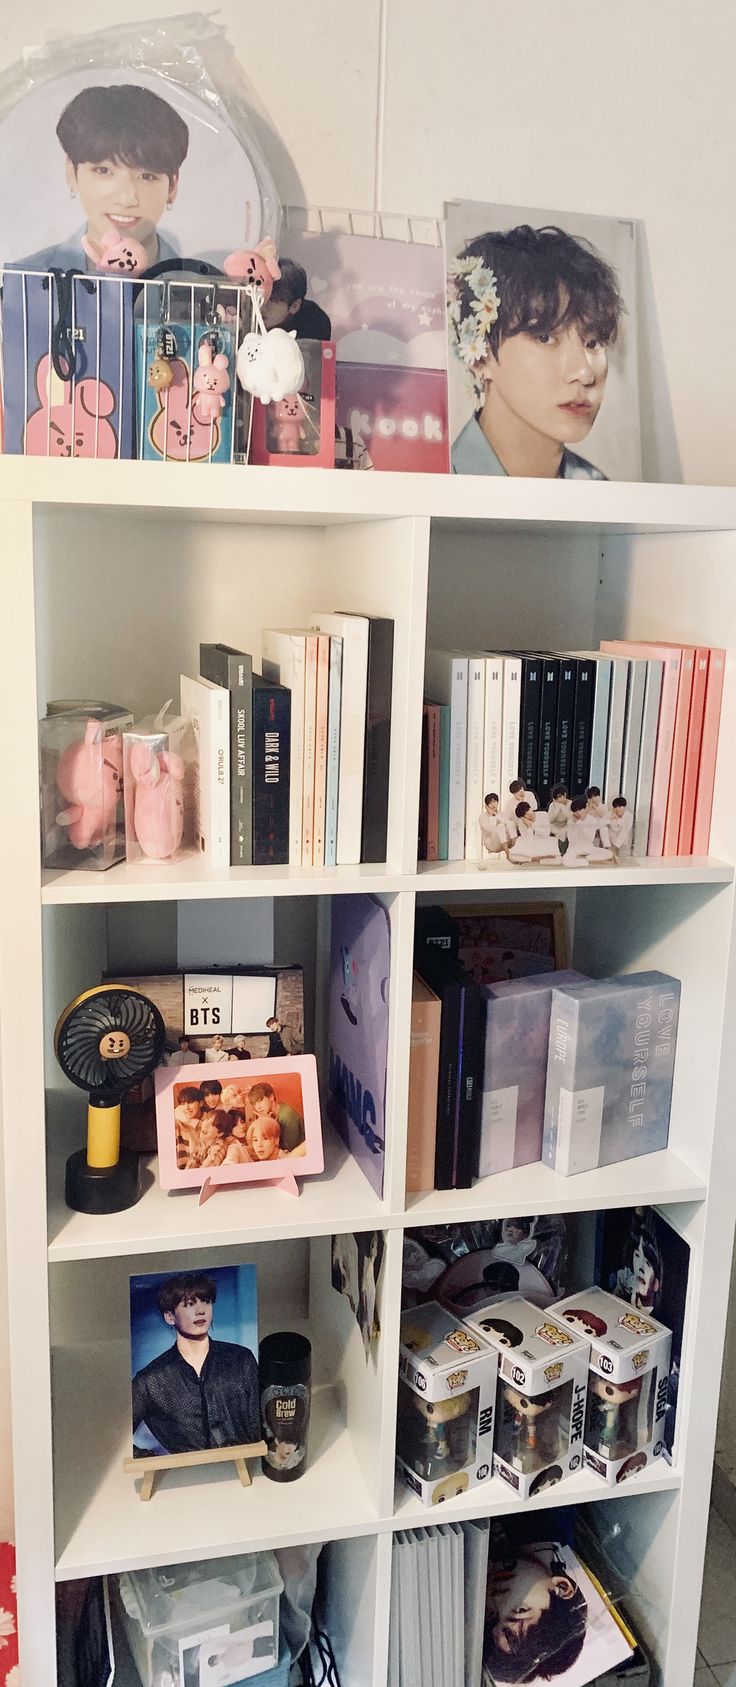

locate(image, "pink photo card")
(155, 1054), (324, 1192)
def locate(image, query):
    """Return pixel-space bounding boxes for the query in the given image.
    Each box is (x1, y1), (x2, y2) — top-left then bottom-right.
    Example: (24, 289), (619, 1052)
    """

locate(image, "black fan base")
(65, 1149), (142, 1214)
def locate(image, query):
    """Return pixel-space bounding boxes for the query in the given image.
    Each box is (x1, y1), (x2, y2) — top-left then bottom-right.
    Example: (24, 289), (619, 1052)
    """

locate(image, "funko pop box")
(552, 1286), (672, 1487)
(463, 1294), (590, 1501)
(396, 1301), (497, 1507)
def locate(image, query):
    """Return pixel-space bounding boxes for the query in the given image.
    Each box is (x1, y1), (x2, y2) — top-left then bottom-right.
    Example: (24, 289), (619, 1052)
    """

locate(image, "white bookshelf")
(2, 459), (735, 1686)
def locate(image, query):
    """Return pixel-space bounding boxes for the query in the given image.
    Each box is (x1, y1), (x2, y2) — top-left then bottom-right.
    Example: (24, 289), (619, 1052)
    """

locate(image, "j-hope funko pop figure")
(464, 1295), (590, 1500)
(552, 1285), (672, 1486)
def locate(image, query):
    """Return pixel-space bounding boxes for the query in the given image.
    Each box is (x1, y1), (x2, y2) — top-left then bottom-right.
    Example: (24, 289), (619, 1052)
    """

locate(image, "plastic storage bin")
(117, 1551), (283, 1686)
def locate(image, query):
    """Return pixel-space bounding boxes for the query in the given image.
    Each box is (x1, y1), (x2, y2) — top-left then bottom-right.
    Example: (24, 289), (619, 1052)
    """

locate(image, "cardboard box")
(464, 1295), (589, 1500)
(552, 1286), (672, 1486)
(396, 1302), (497, 1506)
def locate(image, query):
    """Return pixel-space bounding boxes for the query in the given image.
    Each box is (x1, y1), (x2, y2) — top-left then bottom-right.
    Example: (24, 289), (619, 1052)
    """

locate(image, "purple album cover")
(327, 895), (390, 1197)
(280, 229), (446, 368)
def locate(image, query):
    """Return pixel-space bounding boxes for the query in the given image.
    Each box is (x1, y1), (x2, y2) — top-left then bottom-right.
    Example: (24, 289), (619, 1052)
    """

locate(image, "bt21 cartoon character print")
(148, 355), (228, 462)
(192, 342), (231, 424)
(25, 354), (118, 459)
(223, 238), (281, 301)
(81, 229), (147, 275)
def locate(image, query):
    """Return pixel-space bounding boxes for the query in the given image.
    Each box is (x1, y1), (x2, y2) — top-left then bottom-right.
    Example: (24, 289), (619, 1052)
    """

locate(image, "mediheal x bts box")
(543, 972), (680, 1175)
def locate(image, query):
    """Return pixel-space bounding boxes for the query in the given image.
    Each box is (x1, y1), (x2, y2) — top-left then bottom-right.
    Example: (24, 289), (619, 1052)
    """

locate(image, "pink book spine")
(692, 649), (726, 856)
(301, 634), (318, 865)
(678, 648), (709, 854)
(426, 703), (440, 862)
(662, 648), (694, 855)
(601, 642), (680, 857)
(312, 634), (330, 866)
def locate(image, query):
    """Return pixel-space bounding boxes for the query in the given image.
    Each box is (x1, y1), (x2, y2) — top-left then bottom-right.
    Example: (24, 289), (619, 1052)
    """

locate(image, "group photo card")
(446, 198), (641, 483)
(130, 1263), (259, 1460)
(155, 1053), (324, 1191)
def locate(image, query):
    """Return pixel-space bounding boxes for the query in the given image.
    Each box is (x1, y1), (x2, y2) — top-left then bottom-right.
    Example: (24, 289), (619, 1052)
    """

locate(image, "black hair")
(612, 795), (627, 810)
(158, 1272), (217, 1316)
(201, 1079), (222, 1100)
(515, 802), (531, 820)
(632, 1227), (663, 1300)
(586, 786), (601, 799)
(504, 1217), (532, 1237)
(485, 792), (499, 805)
(176, 1084), (201, 1105)
(268, 256), (308, 309)
(57, 85), (189, 179)
(529, 1464), (563, 1496)
(570, 797), (587, 814)
(551, 785), (567, 801)
(480, 1318), (523, 1348)
(509, 779), (524, 794)
(451, 224), (623, 364)
(484, 1576), (587, 1682)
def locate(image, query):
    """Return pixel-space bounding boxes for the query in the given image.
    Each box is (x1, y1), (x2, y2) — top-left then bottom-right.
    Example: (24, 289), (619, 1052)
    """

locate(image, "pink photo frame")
(155, 1054), (324, 1203)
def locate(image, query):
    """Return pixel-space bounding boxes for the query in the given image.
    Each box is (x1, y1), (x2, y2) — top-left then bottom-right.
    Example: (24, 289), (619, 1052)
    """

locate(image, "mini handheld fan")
(54, 985), (166, 1214)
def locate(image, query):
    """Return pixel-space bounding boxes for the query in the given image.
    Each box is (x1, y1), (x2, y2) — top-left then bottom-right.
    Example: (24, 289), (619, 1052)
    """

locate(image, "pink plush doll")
(129, 742), (185, 860)
(223, 238), (281, 301)
(269, 394), (306, 453)
(55, 719), (123, 851)
(81, 230), (147, 275)
(192, 342), (231, 423)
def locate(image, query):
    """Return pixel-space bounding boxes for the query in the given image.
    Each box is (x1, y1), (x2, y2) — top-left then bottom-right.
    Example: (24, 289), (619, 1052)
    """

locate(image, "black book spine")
(199, 644), (253, 865)
(252, 678), (291, 865)
(519, 656), (543, 793)
(554, 658), (578, 791)
(360, 618), (395, 863)
(537, 657), (561, 807)
(572, 658), (596, 795)
(432, 981), (462, 1190)
(456, 982), (483, 1188)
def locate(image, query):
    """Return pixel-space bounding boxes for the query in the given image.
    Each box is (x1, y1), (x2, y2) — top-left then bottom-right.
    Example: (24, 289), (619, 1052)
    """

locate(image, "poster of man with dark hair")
(130, 1265), (260, 1458)
(446, 199), (641, 481)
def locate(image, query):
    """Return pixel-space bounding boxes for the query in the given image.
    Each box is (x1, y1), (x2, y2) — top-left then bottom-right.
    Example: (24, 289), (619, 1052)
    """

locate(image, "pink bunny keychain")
(81, 229), (147, 275)
(192, 341), (231, 423)
(223, 237), (281, 302)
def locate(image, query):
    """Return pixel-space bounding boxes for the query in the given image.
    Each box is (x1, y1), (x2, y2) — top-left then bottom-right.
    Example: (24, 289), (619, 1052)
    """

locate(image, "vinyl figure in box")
(409, 1391), (472, 1480)
(268, 393), (307, 453)
(56, 718), (123, 850)
(587, 1374), (642, 1460)
(502, 1381), (561, 1473)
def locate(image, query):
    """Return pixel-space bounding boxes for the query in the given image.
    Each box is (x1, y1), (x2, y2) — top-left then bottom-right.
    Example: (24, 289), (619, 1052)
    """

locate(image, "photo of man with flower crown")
(446, 199), (641, 481)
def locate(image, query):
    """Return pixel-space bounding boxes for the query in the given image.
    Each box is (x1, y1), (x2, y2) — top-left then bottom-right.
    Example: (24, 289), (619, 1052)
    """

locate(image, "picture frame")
(437, 899), (569, 986)
(154, 1053), (324, 1197)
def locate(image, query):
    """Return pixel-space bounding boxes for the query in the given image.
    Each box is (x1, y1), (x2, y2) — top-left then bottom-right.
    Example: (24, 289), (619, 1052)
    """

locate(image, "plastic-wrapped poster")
(0, 18), (279, 271)
(446, 199), (641, 482)
(327, 896), (390, 1196)
(483, 1540), (633, 1686)
(596, 1204), (688, 1462)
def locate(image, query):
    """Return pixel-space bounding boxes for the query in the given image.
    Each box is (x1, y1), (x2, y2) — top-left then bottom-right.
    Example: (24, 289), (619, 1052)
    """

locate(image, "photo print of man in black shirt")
(131, 1272), (260, 1457)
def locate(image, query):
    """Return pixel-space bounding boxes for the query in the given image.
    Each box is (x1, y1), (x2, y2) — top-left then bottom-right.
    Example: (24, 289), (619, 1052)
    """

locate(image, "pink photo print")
(155, 1054), (323, 1203)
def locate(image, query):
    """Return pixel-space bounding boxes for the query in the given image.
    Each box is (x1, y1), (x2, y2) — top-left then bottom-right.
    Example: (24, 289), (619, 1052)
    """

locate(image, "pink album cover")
(336, 363), (449, 474)
(692, 648), (726, 855)
(279, 229), (447, 369)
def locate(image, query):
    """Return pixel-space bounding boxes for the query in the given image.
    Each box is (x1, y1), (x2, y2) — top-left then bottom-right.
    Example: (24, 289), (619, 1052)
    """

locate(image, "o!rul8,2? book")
(179, 672), (229, 867)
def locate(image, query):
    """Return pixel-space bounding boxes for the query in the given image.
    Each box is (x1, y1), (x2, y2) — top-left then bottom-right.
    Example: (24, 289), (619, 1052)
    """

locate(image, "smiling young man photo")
(19, 83), (189, 272)
(448, 222), (623, 479)
(131, 1272), (260, 1457)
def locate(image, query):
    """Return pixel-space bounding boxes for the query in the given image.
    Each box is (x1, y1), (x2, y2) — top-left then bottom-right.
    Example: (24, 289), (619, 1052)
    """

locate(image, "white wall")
(2, 0), (736, 1541)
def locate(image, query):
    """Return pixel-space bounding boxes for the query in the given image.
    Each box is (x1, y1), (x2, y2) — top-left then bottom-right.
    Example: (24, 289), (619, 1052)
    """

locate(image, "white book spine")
(464, 657), (486, 859)
(500, 656), (522, 800)
(312, 612), (368, 865)
(588, 656), (612, 790)
(325, 637), (343, 868)
(620, 660), (647, 820)
(302, 635), (318, 865)
(179, 674), (228, 867)
(261, 630), (306, 867)
(424, 649), (468, 860)
(603, 657), (629, 804)
(312, 633), (330, 866)
(633, 660), (664, 854)
(483, 656), (503, 796)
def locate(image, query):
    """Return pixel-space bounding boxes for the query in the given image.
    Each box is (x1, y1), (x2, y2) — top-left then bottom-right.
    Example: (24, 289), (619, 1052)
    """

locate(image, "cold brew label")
(261, 1381), (310, 1475)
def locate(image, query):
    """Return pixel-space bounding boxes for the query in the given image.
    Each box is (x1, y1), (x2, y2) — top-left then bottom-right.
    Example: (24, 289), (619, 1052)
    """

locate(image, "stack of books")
(421, 641), (725, 862)
(389, 1521), (489, 1687)
(408, 905), (680, 1193)
(179, 618), (394, 870)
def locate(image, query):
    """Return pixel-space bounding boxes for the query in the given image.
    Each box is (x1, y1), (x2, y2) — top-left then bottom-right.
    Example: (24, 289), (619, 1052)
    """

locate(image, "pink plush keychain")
(192, 341), (231, 422)
(81, 230), (148, 275)
(223, 237), (281, 301)
(55, 719), (123, 850)
(128, 741), (185, 860)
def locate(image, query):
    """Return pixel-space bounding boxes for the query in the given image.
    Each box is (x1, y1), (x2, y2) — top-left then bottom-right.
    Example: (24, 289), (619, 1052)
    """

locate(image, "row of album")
(421, 638), (725, 865)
